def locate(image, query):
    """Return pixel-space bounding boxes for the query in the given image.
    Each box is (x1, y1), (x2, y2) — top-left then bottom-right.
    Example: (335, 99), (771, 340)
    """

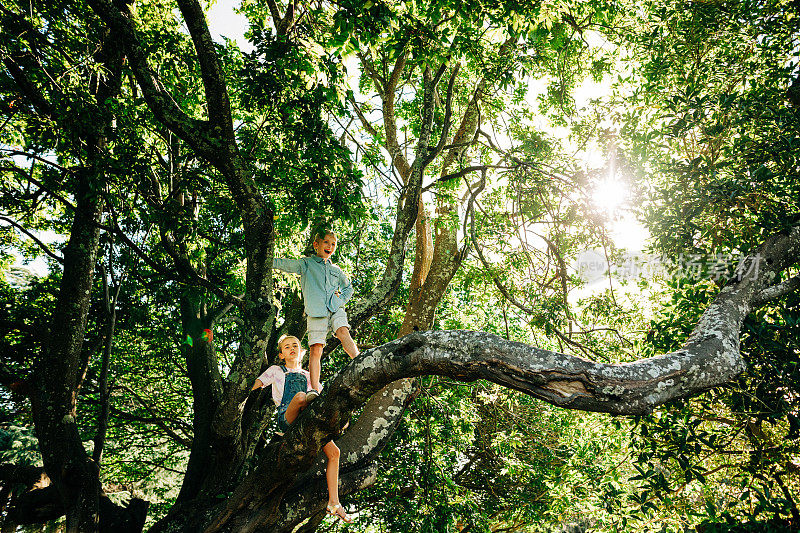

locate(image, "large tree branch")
(91, 0), (264, 218)
(346, 94), (380, 138)
(422, 62), (460, 168)
(0, 159), (77, 209)
(204, 225), (800, 531)
(264, 0), (283, 28)
(91, 3), (273, 451)
(293, 379), (417, 484)
(87, 0), (210, 157)
(0, 463), (49, 488)
(0, 215), (63, 263)
(96, 218), (174, 278)
(174, 0), (235, 135)
(751, 274), (800, 307)
(348, 57), (460, 338)
(4, 484), (148, 531)
(378, 51), (412, 179)
(160, 231), (243, 309)
(1, 55), (56, 118)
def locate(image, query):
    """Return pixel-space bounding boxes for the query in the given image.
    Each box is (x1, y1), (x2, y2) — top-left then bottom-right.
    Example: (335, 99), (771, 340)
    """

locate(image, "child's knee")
(293, 391), (308, 406)
(334, 326), (350, 339)
(327, 442), (340, 459)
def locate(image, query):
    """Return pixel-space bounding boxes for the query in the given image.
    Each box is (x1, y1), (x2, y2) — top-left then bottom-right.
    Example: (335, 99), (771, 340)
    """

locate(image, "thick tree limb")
(0, 148), (75, 175)
(422, 164), (511, 191)
(96, 218), (174, 279)
(400, 73), (484, 336)
(346, 61), (446, 328)
(421, 62), (459, 168)
(93, 0), (278, 505)
(376, 51), (412, 179)
(160, 232), (243, 309)
(264, 0), (283, 29)
(3, 485), (63, 525)
(1, 55), (55, 118)
(4, 484), (148, 532)
(91, 0), (265, 220)
(0, 463), (49, 488)
(346, 94), (380, 138)
(174, 0), (235, 134)
(202, 225), (800, 531)
(751, 274), (800, 307)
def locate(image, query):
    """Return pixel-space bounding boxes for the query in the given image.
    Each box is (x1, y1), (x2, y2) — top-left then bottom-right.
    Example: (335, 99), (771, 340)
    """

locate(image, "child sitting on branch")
(251, 334), (352, 522)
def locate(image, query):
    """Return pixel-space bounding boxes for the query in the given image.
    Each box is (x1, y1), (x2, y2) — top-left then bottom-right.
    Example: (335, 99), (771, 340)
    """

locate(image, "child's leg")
(322, 441), (351, 522)
(283, 392), (308, 425)
(309, 343), (323, 392)
(307, 316), (327, 392)
(335, 326), (359, 359)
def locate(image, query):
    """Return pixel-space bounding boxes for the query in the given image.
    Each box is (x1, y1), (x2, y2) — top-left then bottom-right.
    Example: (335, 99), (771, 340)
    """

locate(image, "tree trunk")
(398, 79), (484, 336)
(175, 301), (223, 503)
(30, 170), (107, 531)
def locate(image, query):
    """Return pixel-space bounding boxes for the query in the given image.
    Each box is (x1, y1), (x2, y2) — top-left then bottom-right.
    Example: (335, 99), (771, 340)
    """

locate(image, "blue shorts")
(276, 405), (290, 433)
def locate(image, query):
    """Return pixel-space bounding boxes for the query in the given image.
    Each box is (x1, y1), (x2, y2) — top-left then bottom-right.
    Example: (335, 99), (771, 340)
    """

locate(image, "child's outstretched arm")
(273, 257), (305, 274)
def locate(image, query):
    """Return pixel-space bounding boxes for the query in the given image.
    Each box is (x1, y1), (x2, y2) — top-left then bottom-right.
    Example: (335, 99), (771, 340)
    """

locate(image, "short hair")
(312, 226), (336, 242)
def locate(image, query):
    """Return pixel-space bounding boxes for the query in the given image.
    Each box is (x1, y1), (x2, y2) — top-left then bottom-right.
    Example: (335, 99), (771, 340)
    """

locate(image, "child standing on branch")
(273, 227), (359, 393)
(251, 335), (352, 522)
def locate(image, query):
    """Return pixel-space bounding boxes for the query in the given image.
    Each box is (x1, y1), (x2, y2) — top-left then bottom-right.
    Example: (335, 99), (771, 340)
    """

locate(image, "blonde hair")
(312, 225), (336, 243)
(277, 334), (303, 353)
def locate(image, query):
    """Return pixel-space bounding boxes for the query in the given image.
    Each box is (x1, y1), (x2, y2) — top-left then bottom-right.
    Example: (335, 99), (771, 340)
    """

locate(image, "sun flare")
(591, 174), (628, 215)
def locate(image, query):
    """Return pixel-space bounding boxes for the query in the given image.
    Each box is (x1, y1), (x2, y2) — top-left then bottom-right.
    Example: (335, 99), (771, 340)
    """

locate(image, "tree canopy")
(0, 0), (798, 531)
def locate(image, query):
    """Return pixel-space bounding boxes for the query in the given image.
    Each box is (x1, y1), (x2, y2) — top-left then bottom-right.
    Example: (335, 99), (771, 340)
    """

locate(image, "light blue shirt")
(273, 256), (353, 317)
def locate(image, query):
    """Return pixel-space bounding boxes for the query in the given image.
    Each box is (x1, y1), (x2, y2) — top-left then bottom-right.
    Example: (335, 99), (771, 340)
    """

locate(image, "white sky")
(205, 0), (252, 52)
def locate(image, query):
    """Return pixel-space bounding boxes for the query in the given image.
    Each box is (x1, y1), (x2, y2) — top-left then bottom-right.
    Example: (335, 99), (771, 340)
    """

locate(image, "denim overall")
(276, 365), (308, 433)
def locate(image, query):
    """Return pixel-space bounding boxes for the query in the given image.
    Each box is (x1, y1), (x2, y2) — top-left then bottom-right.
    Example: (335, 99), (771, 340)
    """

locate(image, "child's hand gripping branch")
(272, 228), (359, 393)
(251, 335), (352, 523)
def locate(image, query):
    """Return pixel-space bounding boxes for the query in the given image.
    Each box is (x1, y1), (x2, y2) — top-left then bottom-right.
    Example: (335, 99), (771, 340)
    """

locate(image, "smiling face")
(278, 336), (302, 368)
(313, 232), (337, 261)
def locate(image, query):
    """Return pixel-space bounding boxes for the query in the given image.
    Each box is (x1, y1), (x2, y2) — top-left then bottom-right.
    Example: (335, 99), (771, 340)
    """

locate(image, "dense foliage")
(0, 0), (798, 531)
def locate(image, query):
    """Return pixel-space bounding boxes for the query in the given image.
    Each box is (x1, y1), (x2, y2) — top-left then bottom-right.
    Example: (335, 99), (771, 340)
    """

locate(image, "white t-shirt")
(255, 365), (313, 407)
